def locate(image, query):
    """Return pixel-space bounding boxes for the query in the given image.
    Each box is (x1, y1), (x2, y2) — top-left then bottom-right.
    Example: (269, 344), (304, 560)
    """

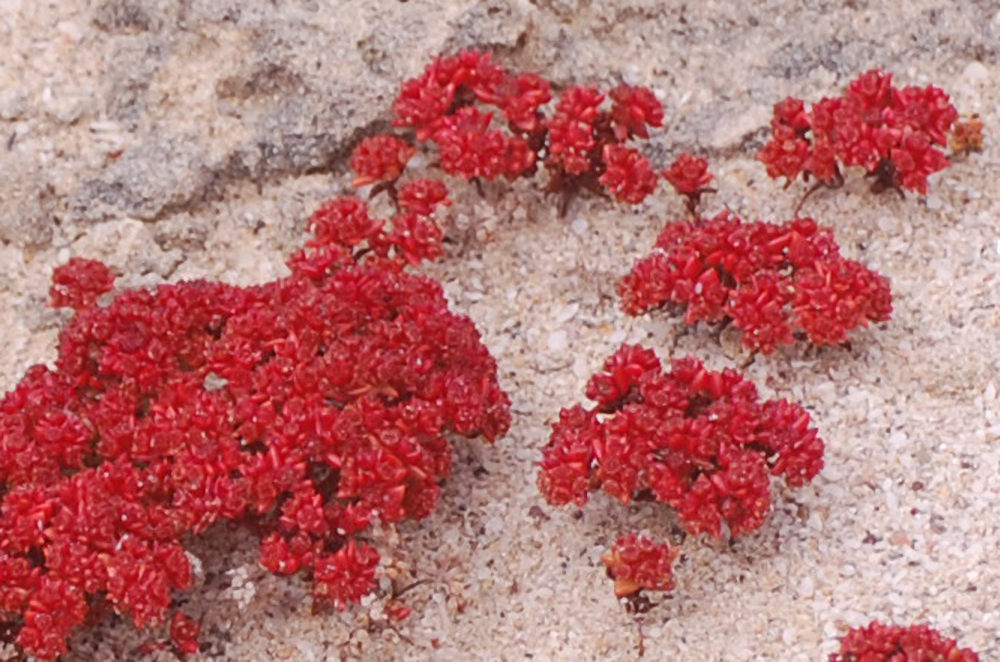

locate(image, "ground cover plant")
(758, 69), (958, 197)
(350, 49), (666, 213)
(0, 194), (510, 658)
(619, 212), (894, 354)
(829, 621), (981, 661)
(538, 345), (824, 600)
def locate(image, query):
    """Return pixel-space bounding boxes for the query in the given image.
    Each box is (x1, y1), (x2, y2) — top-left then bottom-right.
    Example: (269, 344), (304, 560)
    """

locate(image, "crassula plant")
(350, 49), (666, 212)
(829, 621), (981, 661)
(758, 69), (958, 196)
(619, 212), (893, 354)
(661, 152), (715, 216)
(0, 192), (510, 658)
(538, 344), (823, 598)
(601, 534), (678, 600)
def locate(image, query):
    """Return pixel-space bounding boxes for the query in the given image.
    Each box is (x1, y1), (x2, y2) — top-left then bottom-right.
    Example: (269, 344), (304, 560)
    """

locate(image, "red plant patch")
(829, 621), (981, 662)
(539, 344), (823, 539)
(0, 195), (509, 658)
(602, 534), (678, 599)
(353, 49), (666, 211)
(662, 152), (715, 215)
(619, 213), (892, 353)
(758, 69), (958, 195)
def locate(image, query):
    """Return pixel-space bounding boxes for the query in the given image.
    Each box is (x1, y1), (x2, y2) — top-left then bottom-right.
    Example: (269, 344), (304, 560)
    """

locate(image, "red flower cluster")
(0, 196), (509, 659)
(662, 153), (715, 214)
(544, 83), (663, 204)
(350, 135), (416, 188)
(662, 153), (713, 196)
(391, 50), (548, 181)
(601, 534), (678, 599)
(538, 345), (824, 539)
(758, 69), (958, 194)
(598, 143), (659, 204)
(619, 213), (893, 353)
(830, 621), (981, 662)
(350, 50), (665, 207)
(290, 189), (449, 269)
(49, 258), (115, 310)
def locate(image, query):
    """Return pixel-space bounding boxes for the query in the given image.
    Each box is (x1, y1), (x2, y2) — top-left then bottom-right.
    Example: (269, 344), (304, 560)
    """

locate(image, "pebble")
(547, 329), (568, 352)
(961, 61), (989, 84)
(889, 531), (911, 546)
(56, 21), (84, 43)
(621, 64), (641, 85)
(555, 303), (579, 323)
(0, 89), (27, 121)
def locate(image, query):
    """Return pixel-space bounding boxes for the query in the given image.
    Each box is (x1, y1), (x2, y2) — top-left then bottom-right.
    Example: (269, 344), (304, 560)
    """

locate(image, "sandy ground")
(1, 1), (999, 660)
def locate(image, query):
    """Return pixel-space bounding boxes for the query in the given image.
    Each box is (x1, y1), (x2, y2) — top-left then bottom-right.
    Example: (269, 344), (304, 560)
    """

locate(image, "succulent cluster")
(539, 344), (823, 542)
(351, 50), (666, 209)
(601, 534), (678, 599)
(758, 69), (958, 194)
(0, 196), (509, 659)
(830, 621), (981, 662)
(661, 153), (715, 215)
(619, 213), (893, 353)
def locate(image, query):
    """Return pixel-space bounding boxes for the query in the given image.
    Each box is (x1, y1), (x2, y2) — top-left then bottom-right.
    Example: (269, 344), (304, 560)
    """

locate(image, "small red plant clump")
(539, 345), (822, 599)
(662, 153), (715, 215)
(49, 257), (116, 309)
(0, 195), (509, 659)
(619, 213), (893, 353)
(539, 344), (823, 541)
(602, 534), (678, 599)
(350, 134), (417, 189)
(758, 69), (958, 195)
(830, 621), (981, 662)
(354, 50), (665, 209)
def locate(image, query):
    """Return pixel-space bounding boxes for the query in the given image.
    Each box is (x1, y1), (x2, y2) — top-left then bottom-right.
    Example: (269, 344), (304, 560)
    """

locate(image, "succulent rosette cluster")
(830, 621), (981, 662)
(758, 69), (958, 194)
(602, 534), (678, 599)
(538, 345), (823, 599)
(620, 213), (893, 353)
(0, 194), (509, 658)
(351, 50), (666, 208)
(539, 345), (823, 538)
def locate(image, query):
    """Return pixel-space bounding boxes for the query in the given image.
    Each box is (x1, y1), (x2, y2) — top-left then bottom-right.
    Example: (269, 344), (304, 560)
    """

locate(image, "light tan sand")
(1, 1), (998, 660)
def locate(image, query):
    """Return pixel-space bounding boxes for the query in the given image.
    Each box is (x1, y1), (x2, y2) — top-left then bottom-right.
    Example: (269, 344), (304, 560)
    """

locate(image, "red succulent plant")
(619, 213), (892, 353)
(830, 621), (981, 662)
(350, 50), (667, 214)
(0, 194), (508, 659)
(758, 69), (958, 195)
(539, 345), (824, 539)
